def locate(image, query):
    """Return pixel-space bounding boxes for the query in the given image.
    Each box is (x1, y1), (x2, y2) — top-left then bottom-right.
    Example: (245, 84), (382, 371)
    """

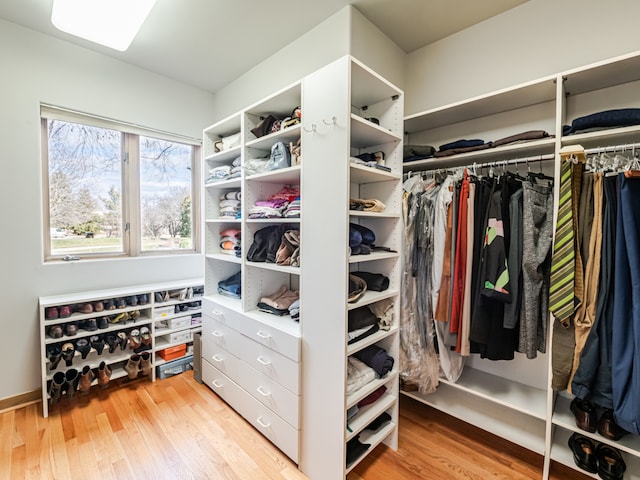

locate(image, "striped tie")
(549, 160), (576, 326)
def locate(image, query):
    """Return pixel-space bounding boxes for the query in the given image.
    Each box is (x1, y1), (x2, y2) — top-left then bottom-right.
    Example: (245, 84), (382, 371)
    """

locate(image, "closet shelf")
(246, 124), (302, 150)
(45, 318), (153, 345)
(347, 290), (399, 311)
(402, 389), (546, 455)
(402, 137), (557, 173)
(204, 145), (241, 163)
(205, 218), (241, 224)
(347, 326), (398, 356)
(350, 163), (401, 184)
(245, 165), (301, 184)
(349, 251), (399, 264)
(245, 261), (301, 275)
(205, 253), (242, 264)
(202, 294), (242, 313)
(350, 114), (401, 148)
(562, 51), (640, 96)
(205, 178), (241, 189)
(349, 211), (400, 219)
(561, 124), (640, 150)
(346, 393), (397, 442)
(245, 218), (300, 224)
(552, 395), (640, 456)
(345, 422), (396, 475)
(347, 369), (399, 410)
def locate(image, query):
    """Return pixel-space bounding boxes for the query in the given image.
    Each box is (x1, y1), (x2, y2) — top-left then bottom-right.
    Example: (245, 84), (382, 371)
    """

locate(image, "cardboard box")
(168, 331), (191, 343)
(154, 306), (174, 319)
(168, 316), (191, 329)
(158, 344), (186, 360)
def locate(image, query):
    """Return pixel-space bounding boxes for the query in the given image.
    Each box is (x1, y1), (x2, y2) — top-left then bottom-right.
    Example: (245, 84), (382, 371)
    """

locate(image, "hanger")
(624, 144), (640, 178)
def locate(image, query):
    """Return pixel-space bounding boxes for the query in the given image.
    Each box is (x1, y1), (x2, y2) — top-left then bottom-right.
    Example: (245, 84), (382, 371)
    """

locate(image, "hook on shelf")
(303, 124), (317, 133)
(323, 116), (337, 126)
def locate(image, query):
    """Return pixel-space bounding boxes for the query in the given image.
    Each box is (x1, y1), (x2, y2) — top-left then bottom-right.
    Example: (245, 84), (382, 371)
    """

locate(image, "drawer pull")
(211, 379), (223, 388)
(211, 354), (224, 362)
(256, 330), (271, 339)
(256, 416), (271, 428)
(212, 330), (224, 337)
(256, 386), (271, 397)
(212, 310), (224, 320)
(256, 356), (271, 366)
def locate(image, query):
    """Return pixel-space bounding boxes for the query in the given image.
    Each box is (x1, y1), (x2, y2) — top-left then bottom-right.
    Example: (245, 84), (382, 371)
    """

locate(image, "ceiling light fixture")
(51, 0), (157, 51)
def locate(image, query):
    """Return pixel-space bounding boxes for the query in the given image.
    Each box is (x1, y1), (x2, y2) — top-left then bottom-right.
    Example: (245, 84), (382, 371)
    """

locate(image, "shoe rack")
(39, 278), (203, 417)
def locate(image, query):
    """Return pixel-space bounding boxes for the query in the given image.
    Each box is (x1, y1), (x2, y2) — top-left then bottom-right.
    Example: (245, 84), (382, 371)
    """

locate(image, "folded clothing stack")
(283, 196), (300, 217)
(219, 228), (241, 257)
(257, 285), (299, 316)
(563, 108), (640, 135)
(248, 186), (300, 219)
(275, 229), (300, 266)
(219, 190), (241, 219)
(349, 223), (375, 255)
(350, 197), (385, 213)
(289, 299), (300, 321)
(351, 271), (389, 292)
(247, 225), (301, 266)
(346, 356), (376, 395)
(403, 144), (436, 162)
(218, 271), (241, 299)
(348, 298), (395, 343)
(353, 344), (394, 377)
(350, 151), (391, 172)
(206, 156), (241, 184)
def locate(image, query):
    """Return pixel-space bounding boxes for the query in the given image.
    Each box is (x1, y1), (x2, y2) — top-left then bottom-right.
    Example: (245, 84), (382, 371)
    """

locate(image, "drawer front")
(202, 361), (299, 463)
(202, 315), (246, 354)
(202, 297), (245, 334)
(203, 315), (299, 394)
(238, 314), (300, 362)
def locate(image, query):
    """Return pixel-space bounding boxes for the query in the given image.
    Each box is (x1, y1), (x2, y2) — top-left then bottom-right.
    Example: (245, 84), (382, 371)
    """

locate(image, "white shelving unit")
(38, 278), (203, 417)
(403, 49), (640, 480)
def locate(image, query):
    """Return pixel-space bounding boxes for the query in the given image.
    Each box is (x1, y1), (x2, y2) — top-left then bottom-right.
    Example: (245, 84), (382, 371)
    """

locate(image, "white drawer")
(203, 315), (299, 394)
(202, 361), (299, 463)
(202, 297), (244, 333)
(238, 313), (300, 362)
(203, 341), (299, 428)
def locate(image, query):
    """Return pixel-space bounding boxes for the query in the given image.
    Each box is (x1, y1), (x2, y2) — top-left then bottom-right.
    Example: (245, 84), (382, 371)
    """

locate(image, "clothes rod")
(585, 142), (640, 155)
(406, 153), (555, 174)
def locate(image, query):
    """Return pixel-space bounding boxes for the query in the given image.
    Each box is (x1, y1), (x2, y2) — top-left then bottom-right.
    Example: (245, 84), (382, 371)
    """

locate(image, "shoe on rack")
(49, 371), (66, 404)
(47, 345), (62, 370)
(62, 342), (75, 367)
(139, 327), (152, 351)
(104, 299), (116, 310)
(137, 293), (149, 305)
(186, 287), (193, 299)
(76, 303), (93, 314)
(90, 335), (105, 355)
(154, 292), (164, 303)
(126, 295), (138, 307)
(82, 318), (98, 331)
(570, 397), (597, 433)
(116, 298), (127, 309)
(97, 361), (112, 389)
(139, 352), (152, 376)
(109, 312), (127, 324)
(64, 368), (79, 400)
(92, 301), (104, 313)
(125, 354), (141, 379)
(117, 331), (128, 350)
(75, 338), (91, 359)
(78, 365), (94, 395)
(598, 409), (628, 441)
(568, 433), (597, 473)
(97, 316), (109, 329)
(45, 307), (59, 320)
(47, 325), (63, 339)
(64, 322), (78, 337)
(129, 329), (141, 351)
(596, 442), (626, 480)
(129, 310), (140, 322)
(59, 305), (72, 318)
(105, 334), (119, 354)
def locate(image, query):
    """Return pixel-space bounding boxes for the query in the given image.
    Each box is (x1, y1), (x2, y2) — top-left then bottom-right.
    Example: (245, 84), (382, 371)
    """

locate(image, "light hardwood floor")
(0, 372), (588, 480)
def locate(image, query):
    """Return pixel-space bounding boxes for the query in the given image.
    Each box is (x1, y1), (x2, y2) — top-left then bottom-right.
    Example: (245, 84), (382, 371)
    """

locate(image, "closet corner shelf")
(347, 289), (399, 311)
(204, 146), (241, 163)
(346, 393), (397, 442)
(402, 137), (557, 173)
(345, 422), (397, 475)
(203, 112), (241, 138)
(245, 165), (301, 184)
(350, 163), (401, 184)
(346, 325), (398, 357)
(205, 178), (242, 189)
(245, 124), (302, 150)
(439, 366), (547, 420)
(349, 251), (399, 264)
(350, 113), (401, 148)
(205, 218), (241, 224)
(245, 261), (301, 275)
(552, 394), (640, 455)
(561, 124), (640, 150)
(206, 253), (242, 264)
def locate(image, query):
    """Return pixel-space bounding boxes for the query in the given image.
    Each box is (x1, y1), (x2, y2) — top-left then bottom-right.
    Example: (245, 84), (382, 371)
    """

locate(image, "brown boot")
(97, 361), (112, 389)
(49, 371), (65, 404)
(125, 354), (141, 379)
(78, 365), (95, 395)
(139, 352), (152, 376)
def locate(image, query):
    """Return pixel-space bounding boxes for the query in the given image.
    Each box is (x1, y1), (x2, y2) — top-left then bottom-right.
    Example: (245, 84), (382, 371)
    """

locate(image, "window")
(41, 106), (200, 261)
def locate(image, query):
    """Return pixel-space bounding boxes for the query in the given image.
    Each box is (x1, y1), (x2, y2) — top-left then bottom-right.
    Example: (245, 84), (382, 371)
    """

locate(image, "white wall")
(405, 0), (640, 116)
(0, 19), (214, 401)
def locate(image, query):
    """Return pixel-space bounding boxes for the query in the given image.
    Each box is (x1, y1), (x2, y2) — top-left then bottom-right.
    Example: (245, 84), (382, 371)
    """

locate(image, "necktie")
(549, 159), (577, 326)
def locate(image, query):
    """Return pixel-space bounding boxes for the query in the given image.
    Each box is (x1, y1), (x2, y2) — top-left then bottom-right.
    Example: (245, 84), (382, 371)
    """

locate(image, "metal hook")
(303, 124), (317, 133)
(323, 116), (337, 126)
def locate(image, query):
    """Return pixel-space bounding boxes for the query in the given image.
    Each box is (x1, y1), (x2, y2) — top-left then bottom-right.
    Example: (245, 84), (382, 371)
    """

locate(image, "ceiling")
(0, 0), (528, 93)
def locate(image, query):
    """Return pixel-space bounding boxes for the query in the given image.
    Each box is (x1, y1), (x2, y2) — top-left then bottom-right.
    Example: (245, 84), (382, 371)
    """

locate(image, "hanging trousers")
(520, 181), (554, 358)
(612, 173), (640, 435)
(569, 173), (602, 391)
(572, 174), (616, 409)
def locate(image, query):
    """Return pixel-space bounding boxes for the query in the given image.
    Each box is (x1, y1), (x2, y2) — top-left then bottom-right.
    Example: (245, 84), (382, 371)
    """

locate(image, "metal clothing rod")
(585, 142), (640, 155)
(470, 153), (555, 170)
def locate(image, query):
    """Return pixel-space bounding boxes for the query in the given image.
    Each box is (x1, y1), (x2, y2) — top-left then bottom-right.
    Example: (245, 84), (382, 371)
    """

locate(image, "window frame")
(41, 105), (201, 262)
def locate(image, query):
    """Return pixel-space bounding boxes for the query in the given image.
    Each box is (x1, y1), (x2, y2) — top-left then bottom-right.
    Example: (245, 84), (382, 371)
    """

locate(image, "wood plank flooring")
(0, 372), (589, 480)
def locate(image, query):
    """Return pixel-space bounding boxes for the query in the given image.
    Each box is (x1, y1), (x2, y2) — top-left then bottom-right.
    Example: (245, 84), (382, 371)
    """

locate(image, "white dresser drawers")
(202, 360), (299, 463)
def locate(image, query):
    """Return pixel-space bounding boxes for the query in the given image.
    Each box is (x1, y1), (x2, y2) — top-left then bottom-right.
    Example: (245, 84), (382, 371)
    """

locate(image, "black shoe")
(75, 338), (91, 359)
(90, 335), (105, 355)
(570, 397), (597, 433)
(47, 345), (62, 370)
(596, 443), (626, 480)
(568, 433), (597, 473)
(97, 316), (109, 329)
(62, 342), (75, 367)
(105, 334), (119, 354)
(598, 409), (628, 441)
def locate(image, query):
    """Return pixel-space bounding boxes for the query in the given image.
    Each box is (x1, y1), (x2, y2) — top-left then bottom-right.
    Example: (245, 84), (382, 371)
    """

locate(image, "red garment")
(450, 171), (469, 336)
